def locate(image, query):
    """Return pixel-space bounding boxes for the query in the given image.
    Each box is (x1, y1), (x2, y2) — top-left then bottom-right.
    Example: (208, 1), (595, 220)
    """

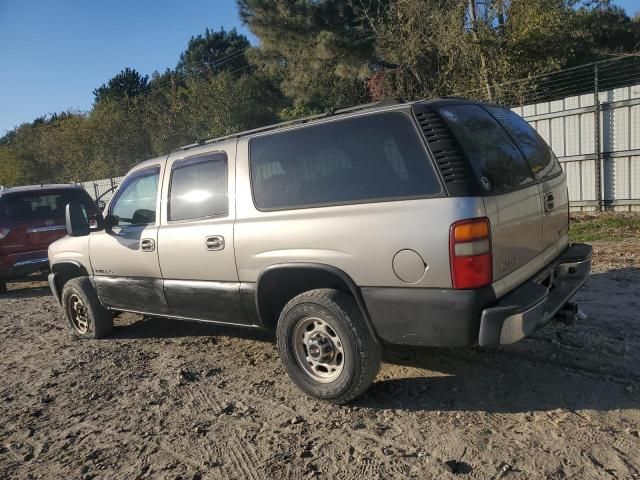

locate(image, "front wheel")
(61, 277), (113, 339)
(277, 289), (381, 404)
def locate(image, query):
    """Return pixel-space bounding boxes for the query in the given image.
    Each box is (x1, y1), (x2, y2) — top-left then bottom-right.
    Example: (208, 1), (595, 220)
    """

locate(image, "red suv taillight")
(449, 217), (492, 289)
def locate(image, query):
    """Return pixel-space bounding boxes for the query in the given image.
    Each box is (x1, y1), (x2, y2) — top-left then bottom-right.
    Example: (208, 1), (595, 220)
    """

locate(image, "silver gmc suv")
(48, 98), (592, 403)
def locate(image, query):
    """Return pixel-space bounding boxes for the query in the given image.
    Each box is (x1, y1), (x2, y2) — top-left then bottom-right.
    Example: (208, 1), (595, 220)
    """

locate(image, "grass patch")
(570, 213), (640, 242)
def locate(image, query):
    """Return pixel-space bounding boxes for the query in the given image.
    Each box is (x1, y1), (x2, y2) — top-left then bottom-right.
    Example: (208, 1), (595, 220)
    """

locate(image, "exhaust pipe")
(554, 302), (587, 326)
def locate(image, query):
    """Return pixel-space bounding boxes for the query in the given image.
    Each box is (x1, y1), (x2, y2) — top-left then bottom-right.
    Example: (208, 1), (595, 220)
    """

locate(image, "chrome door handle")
(140, 238), (156, 252)
(544, 193), (555, 212)
(205, 235), (225, 251)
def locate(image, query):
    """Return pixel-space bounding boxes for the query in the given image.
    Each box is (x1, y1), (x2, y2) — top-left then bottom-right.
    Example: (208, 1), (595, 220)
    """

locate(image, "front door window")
(110, 167), (160, 227)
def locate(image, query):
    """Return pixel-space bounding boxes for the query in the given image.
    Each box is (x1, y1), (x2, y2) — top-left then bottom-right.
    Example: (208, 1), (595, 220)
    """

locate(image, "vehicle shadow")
(356, 346), (639, 414)
(357, 267), (640, 413)
(111, 314), (275, 343)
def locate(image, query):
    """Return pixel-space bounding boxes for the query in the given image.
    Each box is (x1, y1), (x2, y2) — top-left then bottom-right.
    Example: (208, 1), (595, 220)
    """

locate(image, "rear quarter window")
(485, 106), (562, 180)
(249, 112), (442, 210)
(437, 105), (534, 194)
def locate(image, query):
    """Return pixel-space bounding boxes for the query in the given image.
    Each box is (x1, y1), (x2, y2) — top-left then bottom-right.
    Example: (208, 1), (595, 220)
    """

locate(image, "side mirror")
(103, 214), (119, 230)
(66, 202), (90, 237)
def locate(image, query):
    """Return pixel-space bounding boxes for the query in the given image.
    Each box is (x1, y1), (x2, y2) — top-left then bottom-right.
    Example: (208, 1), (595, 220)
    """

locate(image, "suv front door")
(89, 162), (168, 314)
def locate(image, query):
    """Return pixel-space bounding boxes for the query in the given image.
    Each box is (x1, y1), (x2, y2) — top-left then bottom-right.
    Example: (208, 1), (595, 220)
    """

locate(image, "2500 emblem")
(501, 257), (516, 272)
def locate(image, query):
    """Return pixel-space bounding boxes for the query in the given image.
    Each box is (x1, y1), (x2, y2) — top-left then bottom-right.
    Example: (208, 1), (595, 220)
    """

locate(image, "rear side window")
(169, 152), (228, 221)
(485, 106), (562, 180)
(250, 112), (441, 210)
(0, 189), (96, 221)
(437, 105), (534, 194)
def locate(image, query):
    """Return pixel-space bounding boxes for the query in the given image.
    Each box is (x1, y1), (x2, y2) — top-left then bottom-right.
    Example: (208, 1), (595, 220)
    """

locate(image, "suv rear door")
(156, 146), (247, 324)
(485, 106), (569, 255)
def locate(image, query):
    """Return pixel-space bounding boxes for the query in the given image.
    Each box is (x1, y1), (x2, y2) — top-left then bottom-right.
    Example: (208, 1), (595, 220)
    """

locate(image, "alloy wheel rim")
(292, 316), (345, 383)
(68, 294), (89, 334)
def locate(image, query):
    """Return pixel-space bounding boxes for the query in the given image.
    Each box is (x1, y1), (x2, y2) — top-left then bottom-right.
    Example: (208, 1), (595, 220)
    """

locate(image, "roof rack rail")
(174, 99), (408, 152)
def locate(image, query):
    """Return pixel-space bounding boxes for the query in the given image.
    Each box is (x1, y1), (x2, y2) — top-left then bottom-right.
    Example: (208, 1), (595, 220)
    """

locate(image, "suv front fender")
(49, 261), (88, 304)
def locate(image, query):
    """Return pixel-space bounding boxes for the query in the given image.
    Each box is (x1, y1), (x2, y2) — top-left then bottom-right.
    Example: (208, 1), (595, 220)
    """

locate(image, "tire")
(61, 277), (113, 339)
(277, 288), (381, 404)
(0, 280), (6, 294)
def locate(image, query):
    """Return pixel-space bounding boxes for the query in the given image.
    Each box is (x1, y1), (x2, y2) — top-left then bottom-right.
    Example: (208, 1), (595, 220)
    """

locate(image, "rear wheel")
(61, 277), (113, 339)
(277, 289), (381, 404)
(0, 280), (6, 294)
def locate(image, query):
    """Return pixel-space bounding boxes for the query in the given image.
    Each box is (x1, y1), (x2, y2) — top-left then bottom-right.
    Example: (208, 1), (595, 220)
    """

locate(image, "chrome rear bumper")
(478, 243), (592, 346)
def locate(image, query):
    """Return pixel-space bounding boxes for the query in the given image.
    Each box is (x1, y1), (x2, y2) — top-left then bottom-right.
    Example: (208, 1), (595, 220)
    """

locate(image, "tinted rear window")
(250, 112), (441, 210)
(437, 105), (534, 194)
(485, 106), (562, 180)
(0, 189), (96, 221)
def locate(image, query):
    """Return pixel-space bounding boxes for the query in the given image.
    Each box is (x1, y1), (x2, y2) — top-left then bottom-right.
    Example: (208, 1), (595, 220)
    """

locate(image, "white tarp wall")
(512, 84), (640, 211)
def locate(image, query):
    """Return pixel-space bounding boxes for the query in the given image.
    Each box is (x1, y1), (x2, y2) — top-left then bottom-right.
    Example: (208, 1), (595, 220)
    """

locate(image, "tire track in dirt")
(220, 430), (262, 480)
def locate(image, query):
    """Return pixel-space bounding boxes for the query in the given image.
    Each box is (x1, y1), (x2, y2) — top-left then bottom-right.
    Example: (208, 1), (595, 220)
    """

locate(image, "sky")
(0, 0), (255, 135)
(0, 0), (638, 136)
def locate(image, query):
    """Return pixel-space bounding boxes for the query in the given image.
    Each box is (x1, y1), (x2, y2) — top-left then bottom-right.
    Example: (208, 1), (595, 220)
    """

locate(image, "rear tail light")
(450, 217), (492, 289)
(0, 228), (10, 240)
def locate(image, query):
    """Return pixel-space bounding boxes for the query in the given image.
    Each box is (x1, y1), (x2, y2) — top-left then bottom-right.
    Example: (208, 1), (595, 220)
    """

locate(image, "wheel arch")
(255, 263), (378, 340)
(51, 261), (88, 300)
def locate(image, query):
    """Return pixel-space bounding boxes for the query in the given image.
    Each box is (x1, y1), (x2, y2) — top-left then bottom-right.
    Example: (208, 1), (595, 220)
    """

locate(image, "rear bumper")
(361, 243), (591, 347)
(478, 242), (591, 346)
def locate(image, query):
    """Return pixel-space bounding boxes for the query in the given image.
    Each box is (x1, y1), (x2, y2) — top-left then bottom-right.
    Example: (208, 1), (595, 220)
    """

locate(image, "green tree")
(143, 71), (282, 150)
(88, 97), (153, 178)
(176, 28), (251, 77)
(93, 67), (150, 104)
(0, 146), (24, 186)
(572, 5), (640, 64)
(39, 113), (93, 182)
(238, 0), (376, 109)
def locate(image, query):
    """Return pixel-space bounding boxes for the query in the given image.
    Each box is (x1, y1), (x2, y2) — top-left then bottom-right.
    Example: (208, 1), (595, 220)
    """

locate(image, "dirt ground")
(1, 241), (639, 480)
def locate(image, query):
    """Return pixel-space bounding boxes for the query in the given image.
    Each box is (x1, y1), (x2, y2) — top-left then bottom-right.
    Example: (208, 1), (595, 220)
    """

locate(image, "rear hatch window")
(0, 189), (96, 222)
(436, 104), (534, 194)
(484, 106), (562, 180)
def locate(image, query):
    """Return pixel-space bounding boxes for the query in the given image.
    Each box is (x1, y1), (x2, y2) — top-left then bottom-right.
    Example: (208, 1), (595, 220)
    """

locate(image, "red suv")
(0, 184), (100, 293)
